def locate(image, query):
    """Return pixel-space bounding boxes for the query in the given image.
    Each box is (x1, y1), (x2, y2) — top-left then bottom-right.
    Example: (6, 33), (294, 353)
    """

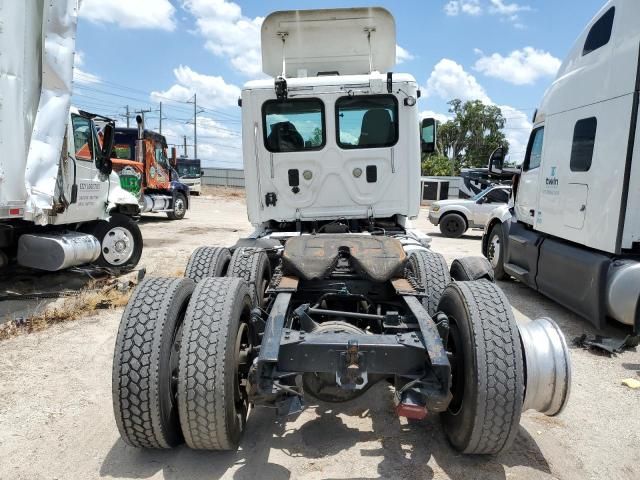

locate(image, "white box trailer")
(483, 0), (640, 330)
(0, 1), (142, 271)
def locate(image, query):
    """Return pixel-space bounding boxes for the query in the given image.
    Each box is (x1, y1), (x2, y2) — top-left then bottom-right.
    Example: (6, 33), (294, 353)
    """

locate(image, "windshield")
(177, 161), (201, 178)
(470, 190), (488, 202)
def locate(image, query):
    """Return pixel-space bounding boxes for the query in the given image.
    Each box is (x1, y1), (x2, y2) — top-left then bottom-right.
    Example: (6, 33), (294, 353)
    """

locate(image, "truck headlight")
(431, 205), (440, 212)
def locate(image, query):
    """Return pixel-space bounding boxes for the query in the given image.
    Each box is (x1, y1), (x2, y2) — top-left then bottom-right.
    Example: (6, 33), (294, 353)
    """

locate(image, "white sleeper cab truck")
(0, 1), (142, 272)
(483, 0), (640, 332)
(113, 8), (570, 455)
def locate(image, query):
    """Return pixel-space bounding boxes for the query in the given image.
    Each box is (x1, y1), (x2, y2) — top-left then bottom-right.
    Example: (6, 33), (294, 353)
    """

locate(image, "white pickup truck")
(428, 185), (511, 237)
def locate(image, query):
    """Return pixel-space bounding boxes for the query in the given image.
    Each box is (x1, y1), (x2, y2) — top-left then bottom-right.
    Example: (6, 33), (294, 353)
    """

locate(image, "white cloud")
(73, 51), (100, 84)
(474, 47), (561, 85)
(488, 0), (531, 22)
(423, 59), (532, 164)
(444, 1), (482, 16)
(161, 115), (242, 167)
(424, 59), (490, 103)
(499, 105), (532, 164)
(151, 65), (241, 109)
(150, 66), (242, 166)
(444, 1), (531, 24)
(80, 0), (176, 30)
(396, 45), (415, 64)
(183, 0), (264, 77)
(489, 0), (531, 16)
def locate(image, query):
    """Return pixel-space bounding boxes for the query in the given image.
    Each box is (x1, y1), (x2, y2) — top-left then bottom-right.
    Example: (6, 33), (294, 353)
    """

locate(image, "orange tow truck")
(111, 116), (190, 220)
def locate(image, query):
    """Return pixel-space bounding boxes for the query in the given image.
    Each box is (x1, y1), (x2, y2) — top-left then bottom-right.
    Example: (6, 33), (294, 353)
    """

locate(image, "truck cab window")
(523, 127), (544, 171)
(570, 117), (597, 172)
(336, 95), (398, 149)
(263, 99), (325, 152)
(71, 114), (95, 161)
(583, 7), (615, 56)
(155, 143), (169, 168)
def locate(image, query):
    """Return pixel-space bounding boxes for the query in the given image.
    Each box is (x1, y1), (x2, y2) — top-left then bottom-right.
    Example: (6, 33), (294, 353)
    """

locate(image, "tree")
(424, 99), (509, 175)
(421, 154), (454, 176)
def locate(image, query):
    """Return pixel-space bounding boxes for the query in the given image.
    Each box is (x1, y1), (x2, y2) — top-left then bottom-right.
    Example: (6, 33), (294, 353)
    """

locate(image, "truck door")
(515, 127), (544, 225)
(63, 114), (109, 221)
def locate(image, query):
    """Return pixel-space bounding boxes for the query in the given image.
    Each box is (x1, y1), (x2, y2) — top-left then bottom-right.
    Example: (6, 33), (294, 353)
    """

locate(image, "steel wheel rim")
(488, 234), (501, 269)
(234, 322), (250, 430)
(174, 198), (185, 217)
(102, 226), (134, 265)
(445, 218), (460, 235)
(446, 321), (465, 416)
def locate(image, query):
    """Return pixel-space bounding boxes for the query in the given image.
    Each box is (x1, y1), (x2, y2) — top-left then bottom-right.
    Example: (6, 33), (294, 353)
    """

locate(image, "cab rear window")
(336, 95), (398, 149)
(263, 99), (325, 152)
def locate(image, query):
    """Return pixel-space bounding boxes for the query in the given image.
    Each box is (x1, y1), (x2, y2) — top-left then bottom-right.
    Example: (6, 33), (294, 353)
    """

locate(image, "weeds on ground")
(0, 284), (132, 341)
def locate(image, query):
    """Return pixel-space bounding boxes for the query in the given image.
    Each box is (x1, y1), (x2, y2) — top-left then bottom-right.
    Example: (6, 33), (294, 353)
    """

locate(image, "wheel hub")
(102, 227), (134, 265)
(488, 235), (501, 268)
(174, 198), (185, 216)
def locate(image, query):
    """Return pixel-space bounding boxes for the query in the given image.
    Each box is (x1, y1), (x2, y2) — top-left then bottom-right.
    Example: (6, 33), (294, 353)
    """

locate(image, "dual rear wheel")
(113, 247), (271, 451)
(114, 247), (524, 455)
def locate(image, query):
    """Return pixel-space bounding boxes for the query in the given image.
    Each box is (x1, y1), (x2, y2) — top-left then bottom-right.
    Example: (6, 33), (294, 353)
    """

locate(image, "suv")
(429, 185), (511, 238)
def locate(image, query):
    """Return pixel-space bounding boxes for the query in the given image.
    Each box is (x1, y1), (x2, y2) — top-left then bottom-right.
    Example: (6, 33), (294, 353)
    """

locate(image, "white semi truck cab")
(239, 8), (431, 248)
(0, 1), (143, 272)
(483, 0), (640, 330)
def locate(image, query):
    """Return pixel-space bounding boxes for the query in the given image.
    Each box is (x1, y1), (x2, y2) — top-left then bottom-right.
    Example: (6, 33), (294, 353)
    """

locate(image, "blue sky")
(74, 0), (607, 167)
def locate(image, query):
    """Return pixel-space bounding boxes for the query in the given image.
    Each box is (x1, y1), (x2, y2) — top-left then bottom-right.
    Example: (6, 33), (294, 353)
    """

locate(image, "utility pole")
(159, 102), (163, 134)
(187, 94), (204, 160)
(126, 105), (130, 128)
(183, 135), (188, 157)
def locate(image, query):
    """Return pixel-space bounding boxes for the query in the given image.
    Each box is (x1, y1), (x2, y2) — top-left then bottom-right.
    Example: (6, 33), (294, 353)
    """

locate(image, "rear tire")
(167, 192), (187, 220)
(185, 246), (231, 283)
(406, 250), (451, 317)
(439, 213), (467, 238)
(178, 277), (253, 450)
(487, 224), (507, 280)
(438, 281), (524, 454)
(227, 248), (271, 307)
(112, 277), (194, 448)
(450, 256), (495, 282)
(88, 213), (143, 272)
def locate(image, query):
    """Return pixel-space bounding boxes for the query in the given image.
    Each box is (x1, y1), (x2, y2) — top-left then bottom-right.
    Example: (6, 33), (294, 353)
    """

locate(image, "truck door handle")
(529, 209), (535, 217)
(580, 205), (586, 212)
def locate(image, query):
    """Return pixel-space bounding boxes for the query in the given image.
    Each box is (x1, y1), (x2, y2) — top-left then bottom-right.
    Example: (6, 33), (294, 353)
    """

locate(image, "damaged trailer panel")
(0, 0), (79, 223)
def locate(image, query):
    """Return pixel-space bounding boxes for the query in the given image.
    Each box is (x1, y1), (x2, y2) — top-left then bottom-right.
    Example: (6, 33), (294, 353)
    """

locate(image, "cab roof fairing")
(261, 7), (396, 79)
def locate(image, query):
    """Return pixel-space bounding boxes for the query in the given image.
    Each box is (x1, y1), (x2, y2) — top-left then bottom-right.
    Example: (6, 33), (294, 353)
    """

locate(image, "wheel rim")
(444, 218), (461, 236)
(234, 322), (251, 430)
(446, 321), (465, 415)
(488, 234), (501, 269)
(174, 197), (185, 217)
(102, 226), (134, 265)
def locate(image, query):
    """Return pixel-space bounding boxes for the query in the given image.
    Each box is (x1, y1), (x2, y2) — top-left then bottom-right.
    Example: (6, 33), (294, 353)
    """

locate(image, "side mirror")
(99, 123), (115, 175)
(476, 196), (485, 204)
(421, 118), (437, 154)
(488, 146), (505, 175)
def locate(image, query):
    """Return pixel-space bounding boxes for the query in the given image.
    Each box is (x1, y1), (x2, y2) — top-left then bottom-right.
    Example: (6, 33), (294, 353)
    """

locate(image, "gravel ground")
(0, 193), (638, 480)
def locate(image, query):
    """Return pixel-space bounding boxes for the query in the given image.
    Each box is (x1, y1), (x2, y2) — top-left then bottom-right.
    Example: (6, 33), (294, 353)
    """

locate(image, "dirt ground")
(1, 192), (639, 480)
